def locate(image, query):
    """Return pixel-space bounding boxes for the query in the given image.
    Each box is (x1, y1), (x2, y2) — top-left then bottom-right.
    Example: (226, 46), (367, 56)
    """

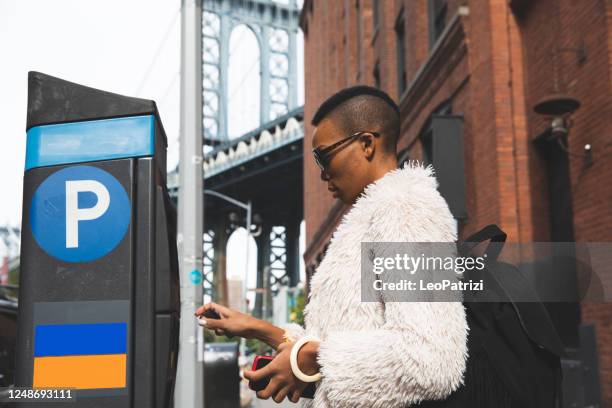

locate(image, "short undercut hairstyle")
(311, 85), (400, 154)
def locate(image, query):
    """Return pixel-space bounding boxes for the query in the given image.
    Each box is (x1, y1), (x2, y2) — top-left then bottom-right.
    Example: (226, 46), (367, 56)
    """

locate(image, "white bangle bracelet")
(289, 335), (322, 383)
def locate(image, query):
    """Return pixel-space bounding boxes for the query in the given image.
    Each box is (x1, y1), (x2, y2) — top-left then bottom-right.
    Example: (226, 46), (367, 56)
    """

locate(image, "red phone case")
(248, 355), (274, 392)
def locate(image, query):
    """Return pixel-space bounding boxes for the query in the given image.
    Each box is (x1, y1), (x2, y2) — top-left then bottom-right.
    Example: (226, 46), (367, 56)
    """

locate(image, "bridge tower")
(201, 0), (303, 319)
(203, 0), (301, 144)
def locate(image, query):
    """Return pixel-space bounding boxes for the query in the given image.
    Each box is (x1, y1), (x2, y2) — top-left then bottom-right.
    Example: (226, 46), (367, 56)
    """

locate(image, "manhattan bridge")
(168, 0), (304, 320)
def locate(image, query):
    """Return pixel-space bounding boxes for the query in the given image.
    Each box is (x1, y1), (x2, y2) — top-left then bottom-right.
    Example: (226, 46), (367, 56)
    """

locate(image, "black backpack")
(420, 225), (566, 408)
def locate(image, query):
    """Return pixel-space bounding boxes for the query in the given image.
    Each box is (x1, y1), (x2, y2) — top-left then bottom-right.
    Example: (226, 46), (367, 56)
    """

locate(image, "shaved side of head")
(311, 86), (400, 154)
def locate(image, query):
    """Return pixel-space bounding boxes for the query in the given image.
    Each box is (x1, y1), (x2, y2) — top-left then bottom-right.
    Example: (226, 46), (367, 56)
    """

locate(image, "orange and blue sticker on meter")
(32, 322), (127, 389)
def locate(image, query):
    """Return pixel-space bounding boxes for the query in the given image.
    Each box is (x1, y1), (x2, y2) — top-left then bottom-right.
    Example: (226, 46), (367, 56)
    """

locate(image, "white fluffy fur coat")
(282, 162), (468, 408)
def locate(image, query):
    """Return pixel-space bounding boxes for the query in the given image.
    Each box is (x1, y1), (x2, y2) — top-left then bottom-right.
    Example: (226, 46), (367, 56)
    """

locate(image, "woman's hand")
(243, 340), (321, 403)
(194, 302), (257, 338)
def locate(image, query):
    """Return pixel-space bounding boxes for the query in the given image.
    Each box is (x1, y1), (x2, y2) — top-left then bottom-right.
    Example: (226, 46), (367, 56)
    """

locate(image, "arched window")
(227, 227), (258, 312)
(228, 24), (261, 138)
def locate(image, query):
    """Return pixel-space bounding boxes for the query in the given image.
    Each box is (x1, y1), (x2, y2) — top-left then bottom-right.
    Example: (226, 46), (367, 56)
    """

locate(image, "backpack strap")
(459, 224), (507, 260)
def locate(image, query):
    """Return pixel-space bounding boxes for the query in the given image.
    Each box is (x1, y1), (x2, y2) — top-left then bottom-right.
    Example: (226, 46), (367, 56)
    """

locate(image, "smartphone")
(201, 309), (234, 338)
(248, 355), (316, 399)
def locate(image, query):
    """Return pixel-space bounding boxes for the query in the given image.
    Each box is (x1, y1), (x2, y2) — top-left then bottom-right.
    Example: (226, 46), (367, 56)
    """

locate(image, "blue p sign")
(30, 166), (131, 263)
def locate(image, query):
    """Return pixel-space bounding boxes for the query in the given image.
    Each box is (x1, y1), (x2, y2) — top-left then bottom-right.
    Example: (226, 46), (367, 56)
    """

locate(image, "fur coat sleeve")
(283, 163), (468, 408)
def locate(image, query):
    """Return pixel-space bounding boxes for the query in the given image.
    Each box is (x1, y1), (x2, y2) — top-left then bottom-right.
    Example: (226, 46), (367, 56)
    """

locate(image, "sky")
(0, 0), (182, 226)
(0, 0), (303, 225)
(0, 0), (305, 299)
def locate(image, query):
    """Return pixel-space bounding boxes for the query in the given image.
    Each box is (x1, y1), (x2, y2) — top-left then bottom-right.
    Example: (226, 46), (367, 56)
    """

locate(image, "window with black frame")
(395, 9), (407, 96)
(356, 0), (362, 79)
(428, 0), (448, 48)
(418, 101), (467, 221)
(373, 0), (380, 31)
(421, 126), (434, 166)
(397, 147), (410, 168)
(373, 61), (381, 89)
(420, 101), (451, 166)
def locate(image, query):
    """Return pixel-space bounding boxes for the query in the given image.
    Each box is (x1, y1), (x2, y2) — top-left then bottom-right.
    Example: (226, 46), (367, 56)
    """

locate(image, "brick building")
(299, 0), (612, 405)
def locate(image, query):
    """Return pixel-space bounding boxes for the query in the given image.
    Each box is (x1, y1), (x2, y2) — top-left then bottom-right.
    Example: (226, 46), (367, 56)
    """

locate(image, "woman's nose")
(320, 170), (330, 181)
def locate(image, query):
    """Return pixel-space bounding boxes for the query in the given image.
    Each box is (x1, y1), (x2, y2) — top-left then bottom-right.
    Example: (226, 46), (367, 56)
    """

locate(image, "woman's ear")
(360, 133), (376, 161)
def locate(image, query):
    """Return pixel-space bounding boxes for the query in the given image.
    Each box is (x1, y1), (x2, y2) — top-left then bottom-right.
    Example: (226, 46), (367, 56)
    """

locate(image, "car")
(0, 285), (18, 388)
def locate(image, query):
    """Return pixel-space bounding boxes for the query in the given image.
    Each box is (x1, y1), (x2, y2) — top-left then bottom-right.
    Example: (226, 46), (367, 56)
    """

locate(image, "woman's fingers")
(256, 378), (280, 400)
(197, 317), (229, 337)
(273, 385), (291, 403)
(197, 316), (224, 330)
(194, 301), (227, 316)
(243, 364), (273, 383)
(208, 301), (232, 317)
(194, 303), (212, 317)
(289, 389), (301, 403)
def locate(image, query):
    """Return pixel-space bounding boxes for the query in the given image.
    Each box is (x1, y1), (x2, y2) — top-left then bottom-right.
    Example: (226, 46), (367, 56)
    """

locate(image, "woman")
(196, 86), (468, 407)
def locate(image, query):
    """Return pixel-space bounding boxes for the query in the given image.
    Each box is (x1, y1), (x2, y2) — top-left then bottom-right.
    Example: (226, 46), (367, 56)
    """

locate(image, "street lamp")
(203, 189), (253, 359)
(533, 93), (592, 166)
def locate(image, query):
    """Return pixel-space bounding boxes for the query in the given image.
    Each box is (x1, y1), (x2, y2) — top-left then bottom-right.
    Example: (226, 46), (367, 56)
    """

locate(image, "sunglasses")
(312, 131), (380, 171)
